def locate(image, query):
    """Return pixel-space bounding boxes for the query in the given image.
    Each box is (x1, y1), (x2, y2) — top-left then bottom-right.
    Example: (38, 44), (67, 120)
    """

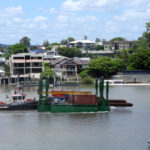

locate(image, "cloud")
(62, 0), (121, 11)
(76, 15), (99, 23)
(0, 1), (150, 44)
(56, 14), (68, 23)
(0, 6), (24, 17)
(49, 8), (57, 14)
(33, 16), (48, 23)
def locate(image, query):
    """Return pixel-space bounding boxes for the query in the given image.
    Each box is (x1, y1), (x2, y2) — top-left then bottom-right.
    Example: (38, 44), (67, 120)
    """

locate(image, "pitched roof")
(74, 59), (89, 65)
(69, 40), (96, 44)
(50, 57), (77, 65)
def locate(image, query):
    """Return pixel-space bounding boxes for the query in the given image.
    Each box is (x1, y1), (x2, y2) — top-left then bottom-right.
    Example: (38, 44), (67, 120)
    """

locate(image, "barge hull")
(37, 104), (110, 113)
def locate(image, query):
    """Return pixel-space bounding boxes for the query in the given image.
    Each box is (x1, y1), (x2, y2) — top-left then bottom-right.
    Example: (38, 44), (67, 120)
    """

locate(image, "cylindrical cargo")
(109, 103), (133, 107)
(108, 99), (127, 103)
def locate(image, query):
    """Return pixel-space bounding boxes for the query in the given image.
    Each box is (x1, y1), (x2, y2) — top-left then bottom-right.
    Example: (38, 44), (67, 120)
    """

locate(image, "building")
(69, 40), (96, 49)
(73, 57), (90, 69)
(50, 57), (78, 77)
(10, 53), (43, 78)
(43, 50), (63, 61)
(104, 41), (135, 51)
(82, 50), (114, 57)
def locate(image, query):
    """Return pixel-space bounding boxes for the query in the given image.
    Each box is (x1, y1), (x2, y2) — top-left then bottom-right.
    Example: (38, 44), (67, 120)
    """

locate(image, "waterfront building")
(9, 53), (43, 79)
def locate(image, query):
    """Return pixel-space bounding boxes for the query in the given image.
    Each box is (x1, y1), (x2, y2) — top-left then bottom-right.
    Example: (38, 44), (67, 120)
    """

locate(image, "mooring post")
(100, 79), (104, 100)
(95, 78), (98, 96)
(106, 81), (109, 101)
(45, 79), (49, 102)
(39, 78), (43, 101)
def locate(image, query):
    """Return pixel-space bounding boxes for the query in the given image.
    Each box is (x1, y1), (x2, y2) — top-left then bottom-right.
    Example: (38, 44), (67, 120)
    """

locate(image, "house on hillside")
(73, 57), (90, 70)
(50, 57), (78, 78)
(104, 41), (135, 51)
(43, 50), (63, 61)
(50, 57), (89, 78)
(69, 40), (96, 49)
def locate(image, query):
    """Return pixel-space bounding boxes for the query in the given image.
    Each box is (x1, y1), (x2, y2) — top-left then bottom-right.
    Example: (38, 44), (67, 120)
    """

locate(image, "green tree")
(60, 39), (68, 45)
(43, 40), (50, 48)
(95, 38), (101, 42)
(87, 57), (125, 77)
(46, 46), (52, 50)
(4, 64), (10, 77)
(57, 47), (82, 58)
(8, 43), (28, 55)
(19, 36), (31, 47)
(67, 37), (75, 42)
(40, 62), (55, 79)
(133, 22), (150, 50)
(128, 49), (150, 70)
(84, 35), (88, 40)
(51, 43), (59, 46)
(146, 22), (150, 32)
(110, 37), (126, 42)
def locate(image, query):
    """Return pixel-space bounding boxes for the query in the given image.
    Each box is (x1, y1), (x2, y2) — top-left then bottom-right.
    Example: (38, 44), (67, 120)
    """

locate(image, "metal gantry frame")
(95, 78), (110, 111)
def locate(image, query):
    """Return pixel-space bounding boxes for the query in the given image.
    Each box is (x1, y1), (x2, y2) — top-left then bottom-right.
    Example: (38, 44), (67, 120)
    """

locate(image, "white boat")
(104, 80), (150, 86)
(0, 85), (37, 110)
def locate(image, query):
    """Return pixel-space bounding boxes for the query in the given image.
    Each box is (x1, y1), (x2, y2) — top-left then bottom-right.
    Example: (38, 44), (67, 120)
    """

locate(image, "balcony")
(53, 68), (77, 72)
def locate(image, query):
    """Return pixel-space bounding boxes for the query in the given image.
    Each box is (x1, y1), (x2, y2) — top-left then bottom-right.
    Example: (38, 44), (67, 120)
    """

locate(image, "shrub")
(81, 76), (94, 84)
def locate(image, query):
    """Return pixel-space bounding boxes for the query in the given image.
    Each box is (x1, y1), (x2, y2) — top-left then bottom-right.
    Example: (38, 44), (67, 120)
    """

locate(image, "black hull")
(0, 101), (38, 111)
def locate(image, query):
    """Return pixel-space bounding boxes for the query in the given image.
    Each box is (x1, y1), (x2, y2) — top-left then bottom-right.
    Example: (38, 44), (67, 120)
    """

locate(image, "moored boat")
(0, 85), (38, 110)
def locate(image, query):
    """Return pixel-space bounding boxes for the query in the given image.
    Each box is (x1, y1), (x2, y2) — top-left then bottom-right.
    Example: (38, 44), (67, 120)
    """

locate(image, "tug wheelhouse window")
(18, 96), (22, 100)
(13, 96), (17, 100)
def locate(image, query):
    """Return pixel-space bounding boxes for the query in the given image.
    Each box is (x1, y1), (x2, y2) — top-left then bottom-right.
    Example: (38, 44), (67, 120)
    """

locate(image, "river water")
(0, 84), (150, 150)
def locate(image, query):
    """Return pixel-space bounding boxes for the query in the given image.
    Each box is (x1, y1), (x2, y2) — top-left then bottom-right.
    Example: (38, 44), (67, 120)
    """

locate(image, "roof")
(11, 53), (43, 57)
(74, 60), (89, 65)
(50, 57), (69, 65)
(50, 57), (77, 65)
(104, 41), (135, 44)
(69, 40), (96, 44)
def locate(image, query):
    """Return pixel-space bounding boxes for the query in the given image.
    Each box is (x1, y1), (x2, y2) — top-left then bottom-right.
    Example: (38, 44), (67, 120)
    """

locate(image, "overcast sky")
(0, 0), (150, 45)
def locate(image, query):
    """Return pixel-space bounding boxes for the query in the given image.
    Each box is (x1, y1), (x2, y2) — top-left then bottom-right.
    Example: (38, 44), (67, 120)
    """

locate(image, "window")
(13, 96), (17, 100)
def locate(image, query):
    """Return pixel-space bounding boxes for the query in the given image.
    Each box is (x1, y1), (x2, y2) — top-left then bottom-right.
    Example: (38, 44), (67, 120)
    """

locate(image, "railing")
(53, 68), (77, 72)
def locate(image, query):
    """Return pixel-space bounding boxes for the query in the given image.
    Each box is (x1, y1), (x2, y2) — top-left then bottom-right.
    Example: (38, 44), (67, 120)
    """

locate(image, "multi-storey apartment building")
(9, 53), (43, 78)
(104, 41), (135, 51)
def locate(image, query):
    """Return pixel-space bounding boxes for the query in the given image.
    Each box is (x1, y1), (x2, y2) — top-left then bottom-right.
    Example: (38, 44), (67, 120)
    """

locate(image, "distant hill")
(0, 44), (11, 47)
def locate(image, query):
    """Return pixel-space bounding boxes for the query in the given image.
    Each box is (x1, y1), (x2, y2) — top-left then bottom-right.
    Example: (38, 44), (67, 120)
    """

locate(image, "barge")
(37, 79), (133, 113)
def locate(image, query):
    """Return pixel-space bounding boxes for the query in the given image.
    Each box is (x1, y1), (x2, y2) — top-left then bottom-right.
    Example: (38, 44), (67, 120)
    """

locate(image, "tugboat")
(0, 85), (38, 110)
